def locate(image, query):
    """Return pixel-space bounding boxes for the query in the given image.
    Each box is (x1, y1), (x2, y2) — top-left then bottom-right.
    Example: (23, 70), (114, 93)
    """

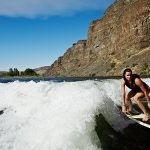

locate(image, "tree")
(14, 68), (19, 76)
(20, 71), (24, 76)
(8, 68), (14, 76)
(24, 68), (38, 76)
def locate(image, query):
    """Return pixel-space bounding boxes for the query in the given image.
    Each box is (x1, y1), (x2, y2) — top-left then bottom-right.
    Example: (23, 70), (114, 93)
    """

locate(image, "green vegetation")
(127, 54), (131, 58)
(110, 51), (115, 55)
(141, 63), (150, 75)
(111, 62), (116, 68)
(144, 63), (148, 69)
(24, 68), (38, 76)
(3, 68), (38, 77)
(132, 63), (138, 67)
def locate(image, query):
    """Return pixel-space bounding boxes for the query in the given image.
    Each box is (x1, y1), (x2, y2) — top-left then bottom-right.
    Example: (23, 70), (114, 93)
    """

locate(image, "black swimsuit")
(125, 74), (149, 93)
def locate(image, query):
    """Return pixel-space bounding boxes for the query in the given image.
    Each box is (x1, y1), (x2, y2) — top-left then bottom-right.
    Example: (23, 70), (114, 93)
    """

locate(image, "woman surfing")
(121, 68), (150, 121)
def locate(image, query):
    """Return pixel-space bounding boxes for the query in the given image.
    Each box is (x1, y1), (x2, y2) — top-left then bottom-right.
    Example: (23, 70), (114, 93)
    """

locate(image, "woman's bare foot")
(126, 107), (133, 113)
(142, 114), (150, 121)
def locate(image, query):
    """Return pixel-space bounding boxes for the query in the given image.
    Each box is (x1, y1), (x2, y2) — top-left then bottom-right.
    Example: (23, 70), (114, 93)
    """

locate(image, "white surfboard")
(118, 102), (150, 128)
(125, 113), (150, 128)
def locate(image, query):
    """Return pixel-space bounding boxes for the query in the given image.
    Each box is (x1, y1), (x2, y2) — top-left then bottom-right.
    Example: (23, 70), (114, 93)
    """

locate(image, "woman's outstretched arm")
(121, 79), (126, 112)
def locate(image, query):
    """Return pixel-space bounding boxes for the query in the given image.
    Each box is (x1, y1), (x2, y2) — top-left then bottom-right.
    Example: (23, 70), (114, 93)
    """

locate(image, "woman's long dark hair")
(123, 68), (132, 80)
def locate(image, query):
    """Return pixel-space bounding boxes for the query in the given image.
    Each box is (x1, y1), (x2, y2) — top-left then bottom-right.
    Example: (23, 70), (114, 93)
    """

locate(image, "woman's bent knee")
(133, 96), (141, 103)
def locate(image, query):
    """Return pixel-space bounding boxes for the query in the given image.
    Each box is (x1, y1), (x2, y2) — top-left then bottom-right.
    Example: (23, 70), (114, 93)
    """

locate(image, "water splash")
(0, 78), (149, 150)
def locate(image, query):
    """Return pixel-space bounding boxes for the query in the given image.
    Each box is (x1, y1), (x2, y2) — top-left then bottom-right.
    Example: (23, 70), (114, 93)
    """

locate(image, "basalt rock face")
(34, 66), (49, 76)
(45, 0), (150, 77)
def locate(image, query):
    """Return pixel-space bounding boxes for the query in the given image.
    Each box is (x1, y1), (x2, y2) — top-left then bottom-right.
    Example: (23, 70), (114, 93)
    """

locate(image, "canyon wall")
(45, 0), (150, 77)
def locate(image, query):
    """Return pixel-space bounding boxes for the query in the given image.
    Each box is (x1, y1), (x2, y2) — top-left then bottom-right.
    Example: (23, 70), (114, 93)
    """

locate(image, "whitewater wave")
(0, 78), (149, 150)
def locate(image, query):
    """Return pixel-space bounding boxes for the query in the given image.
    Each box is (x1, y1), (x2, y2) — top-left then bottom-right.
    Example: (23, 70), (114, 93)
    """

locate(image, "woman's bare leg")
(147, 88), (150, 108)
(133, 92), (149, 121)
(126, 90), (136, 112)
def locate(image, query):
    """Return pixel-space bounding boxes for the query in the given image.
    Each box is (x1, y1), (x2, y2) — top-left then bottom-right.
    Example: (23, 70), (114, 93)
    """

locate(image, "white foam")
(0, 78), (149, 150)
(0, 80), (104, 150)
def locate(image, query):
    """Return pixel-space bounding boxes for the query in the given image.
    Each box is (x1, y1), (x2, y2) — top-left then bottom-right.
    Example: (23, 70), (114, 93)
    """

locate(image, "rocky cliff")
(45, 0), (150, 77)
(34, 66), (49, 76)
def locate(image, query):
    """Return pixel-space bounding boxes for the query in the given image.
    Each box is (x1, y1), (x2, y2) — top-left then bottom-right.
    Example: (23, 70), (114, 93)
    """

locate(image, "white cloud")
(0, 0), (115, 18)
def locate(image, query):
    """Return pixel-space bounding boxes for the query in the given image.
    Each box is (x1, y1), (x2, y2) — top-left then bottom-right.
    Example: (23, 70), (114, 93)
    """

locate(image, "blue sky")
(0, 0), (115, 71)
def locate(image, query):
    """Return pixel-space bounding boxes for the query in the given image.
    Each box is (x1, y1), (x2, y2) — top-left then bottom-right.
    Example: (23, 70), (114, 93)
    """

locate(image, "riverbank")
(0, 75), (41, 78)
(1, 75), (150, 79)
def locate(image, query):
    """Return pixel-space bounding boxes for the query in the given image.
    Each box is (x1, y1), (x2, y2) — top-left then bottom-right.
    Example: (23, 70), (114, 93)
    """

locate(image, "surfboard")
(125, 113), (150, 128)
(118, 102), (150, 128)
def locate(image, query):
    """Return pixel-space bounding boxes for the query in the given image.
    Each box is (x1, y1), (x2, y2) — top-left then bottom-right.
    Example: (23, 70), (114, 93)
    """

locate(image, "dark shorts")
(132, 85), (150, 93)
